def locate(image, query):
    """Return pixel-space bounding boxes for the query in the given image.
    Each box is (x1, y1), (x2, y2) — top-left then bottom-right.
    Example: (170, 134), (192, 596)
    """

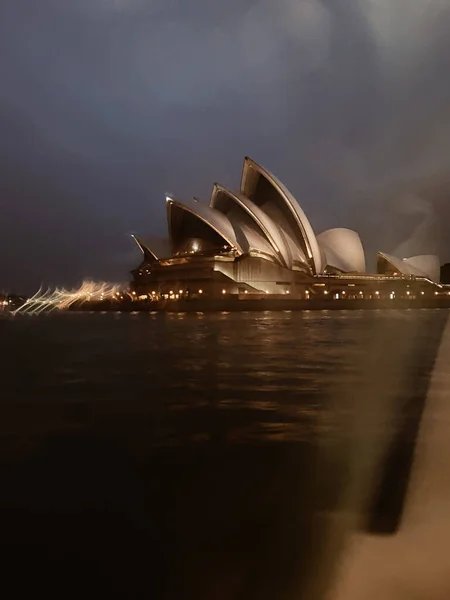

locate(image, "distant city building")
(130, 157), (443, 301)
(441, 263), (450, 285)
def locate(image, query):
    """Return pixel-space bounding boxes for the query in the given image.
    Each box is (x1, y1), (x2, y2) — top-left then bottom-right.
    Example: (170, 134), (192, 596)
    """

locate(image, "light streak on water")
(13, 280), (125, 315)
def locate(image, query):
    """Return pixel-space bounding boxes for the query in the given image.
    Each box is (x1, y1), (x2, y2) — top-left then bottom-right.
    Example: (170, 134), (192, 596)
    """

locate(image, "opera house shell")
(131, 157), (441, 297)
(377, 252), (441, 284)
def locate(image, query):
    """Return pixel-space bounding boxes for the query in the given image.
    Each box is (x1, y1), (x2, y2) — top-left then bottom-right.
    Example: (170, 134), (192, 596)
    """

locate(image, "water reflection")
(0, 310), (447, 599)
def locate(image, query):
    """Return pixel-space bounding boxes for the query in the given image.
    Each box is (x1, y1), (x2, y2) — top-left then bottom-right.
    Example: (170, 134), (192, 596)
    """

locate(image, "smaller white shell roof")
(378, 252), (441, 282)
(317, 228), (366, 273)
(404, 255), (441, 283)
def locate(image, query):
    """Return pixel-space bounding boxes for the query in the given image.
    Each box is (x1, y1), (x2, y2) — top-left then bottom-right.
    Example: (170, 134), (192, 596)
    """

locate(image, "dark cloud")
(1, 0), (450, 292)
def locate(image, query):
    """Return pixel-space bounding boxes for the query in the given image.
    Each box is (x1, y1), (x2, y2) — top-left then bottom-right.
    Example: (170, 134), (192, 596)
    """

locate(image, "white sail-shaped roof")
(317, 228), (366, 273)
(210, 184), (288, 266)
(131, 234), (159, 262)
(378, 252), (408, 275)
(240, 157), (323, 274)
(229, 192), (307, 269)
(131, 235), (172, 261)
(166, 197), (244, 255)
(235, 221), (281, 260)
(140, 157), (378, 278)
(404, 255), (441, 283)
(378, 252), (440, 282)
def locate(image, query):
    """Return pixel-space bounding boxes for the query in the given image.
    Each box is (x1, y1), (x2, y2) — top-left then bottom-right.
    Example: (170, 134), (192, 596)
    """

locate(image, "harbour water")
(0, 310), (447, 599)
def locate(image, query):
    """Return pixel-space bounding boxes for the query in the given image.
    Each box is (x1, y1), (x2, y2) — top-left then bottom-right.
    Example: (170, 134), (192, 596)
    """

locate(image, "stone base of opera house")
(70, 296), (450, 313)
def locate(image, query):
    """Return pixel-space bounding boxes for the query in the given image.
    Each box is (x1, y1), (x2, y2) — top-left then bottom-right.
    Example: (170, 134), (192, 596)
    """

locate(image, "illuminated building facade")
(131, 157), (443, 302)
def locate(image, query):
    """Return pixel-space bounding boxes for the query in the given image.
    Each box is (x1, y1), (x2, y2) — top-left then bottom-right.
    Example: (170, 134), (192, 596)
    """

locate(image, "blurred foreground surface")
(0, 310), (447, 599)
(330, 316), (450, 600)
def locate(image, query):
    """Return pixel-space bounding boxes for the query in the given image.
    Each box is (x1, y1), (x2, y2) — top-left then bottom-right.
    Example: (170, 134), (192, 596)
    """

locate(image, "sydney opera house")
(130, 157), (443, 301)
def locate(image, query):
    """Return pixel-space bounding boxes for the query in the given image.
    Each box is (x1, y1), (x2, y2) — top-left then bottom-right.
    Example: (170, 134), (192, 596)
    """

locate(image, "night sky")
(1, 0), (450, 293)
